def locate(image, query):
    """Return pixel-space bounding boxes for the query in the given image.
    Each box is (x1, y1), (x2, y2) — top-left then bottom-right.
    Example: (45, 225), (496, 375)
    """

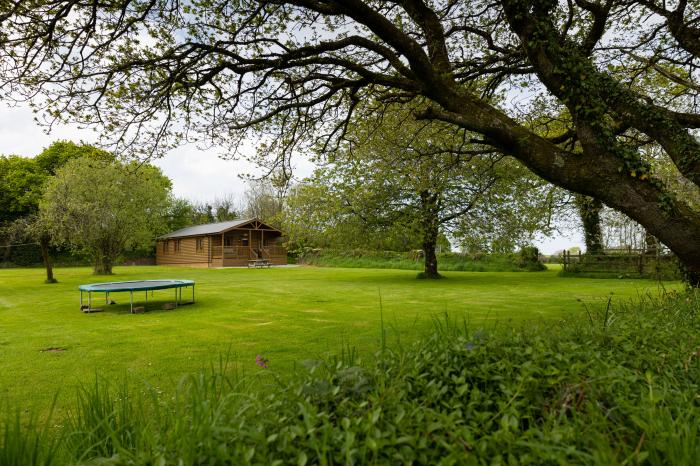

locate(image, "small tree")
(4, 215), (57, 283)
(40, 157), (172, 274)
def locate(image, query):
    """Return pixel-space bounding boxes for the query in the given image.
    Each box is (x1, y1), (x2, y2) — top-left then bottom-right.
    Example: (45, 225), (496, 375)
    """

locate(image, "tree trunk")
(93, 254), (114, 275)
(2, 238), (11, 263)
(645, 231), (659, 256)
(39, 235), (56, 283)
(575, 195), (604, 254)
(419, 191), (442, 279)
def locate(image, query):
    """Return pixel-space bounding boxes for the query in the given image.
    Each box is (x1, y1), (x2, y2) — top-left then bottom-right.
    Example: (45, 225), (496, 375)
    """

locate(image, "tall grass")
(3, 290), (700, 464)
(0, 398), (60, 466)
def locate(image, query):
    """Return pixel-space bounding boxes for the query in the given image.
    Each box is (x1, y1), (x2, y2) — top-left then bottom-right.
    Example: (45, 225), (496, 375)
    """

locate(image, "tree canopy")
(3, 1), (700, 280)
(285, 105), (559, 277)
(40, 156), (172, 274)
(0, 155), (45, 224)
(0, 141), (110, 279)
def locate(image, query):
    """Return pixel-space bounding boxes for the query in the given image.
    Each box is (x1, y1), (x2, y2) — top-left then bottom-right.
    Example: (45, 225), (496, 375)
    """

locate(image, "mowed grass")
(0, 265), (677, 417)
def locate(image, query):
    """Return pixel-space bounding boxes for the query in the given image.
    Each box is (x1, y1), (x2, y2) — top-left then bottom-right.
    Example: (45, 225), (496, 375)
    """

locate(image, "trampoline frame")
(79, 280), (195, 313)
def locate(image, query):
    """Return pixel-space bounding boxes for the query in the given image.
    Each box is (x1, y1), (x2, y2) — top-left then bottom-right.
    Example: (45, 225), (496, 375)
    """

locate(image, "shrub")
(299, 248), (545, 273)
(517, 246), (546, 271)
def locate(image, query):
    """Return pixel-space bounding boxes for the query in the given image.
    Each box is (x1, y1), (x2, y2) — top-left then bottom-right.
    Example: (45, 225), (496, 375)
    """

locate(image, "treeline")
(0, 141), (283, 277)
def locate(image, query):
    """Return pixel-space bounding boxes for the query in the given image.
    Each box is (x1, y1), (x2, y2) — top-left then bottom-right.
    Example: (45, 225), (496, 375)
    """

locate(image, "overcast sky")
(0, 102), (582, 253)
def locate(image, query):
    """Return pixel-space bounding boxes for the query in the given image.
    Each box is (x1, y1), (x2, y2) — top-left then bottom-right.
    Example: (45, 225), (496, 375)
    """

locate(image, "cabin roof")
(158, 218), (280, 239)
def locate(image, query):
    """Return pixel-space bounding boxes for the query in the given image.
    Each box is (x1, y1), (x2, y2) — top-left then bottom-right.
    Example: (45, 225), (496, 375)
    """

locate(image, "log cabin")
(156, 218), (287, 267)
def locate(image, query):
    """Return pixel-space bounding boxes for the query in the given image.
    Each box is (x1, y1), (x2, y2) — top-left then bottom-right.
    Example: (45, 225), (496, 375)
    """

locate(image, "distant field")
(0, 265), (677, 417)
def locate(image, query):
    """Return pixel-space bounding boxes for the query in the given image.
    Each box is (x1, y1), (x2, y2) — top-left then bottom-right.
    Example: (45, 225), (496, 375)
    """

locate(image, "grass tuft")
(0, 398), (60, 466)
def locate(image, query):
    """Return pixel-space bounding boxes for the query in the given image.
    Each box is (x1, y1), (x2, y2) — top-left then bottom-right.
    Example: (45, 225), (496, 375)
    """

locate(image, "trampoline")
(79, 280), (195, 313)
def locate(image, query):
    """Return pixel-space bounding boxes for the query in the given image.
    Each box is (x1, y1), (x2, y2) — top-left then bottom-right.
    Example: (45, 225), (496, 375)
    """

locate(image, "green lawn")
(0, 265), (676, 416)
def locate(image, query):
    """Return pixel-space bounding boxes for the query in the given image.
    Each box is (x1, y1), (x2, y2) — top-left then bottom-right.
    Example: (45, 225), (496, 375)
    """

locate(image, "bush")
(517, 246), (546, 271)
(299, 249), (546, 273)
(5, 290), (700, 464)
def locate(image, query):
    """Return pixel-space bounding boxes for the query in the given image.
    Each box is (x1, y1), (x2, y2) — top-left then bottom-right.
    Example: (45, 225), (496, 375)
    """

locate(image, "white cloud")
(0, 103), (315, 202)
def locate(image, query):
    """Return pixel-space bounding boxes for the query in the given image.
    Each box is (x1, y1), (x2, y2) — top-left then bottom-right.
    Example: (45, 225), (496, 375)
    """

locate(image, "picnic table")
(248, 259), (271, 268)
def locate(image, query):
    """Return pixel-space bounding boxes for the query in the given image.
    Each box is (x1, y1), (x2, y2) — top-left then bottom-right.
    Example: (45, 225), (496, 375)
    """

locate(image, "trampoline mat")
(79, 280), (194, 292)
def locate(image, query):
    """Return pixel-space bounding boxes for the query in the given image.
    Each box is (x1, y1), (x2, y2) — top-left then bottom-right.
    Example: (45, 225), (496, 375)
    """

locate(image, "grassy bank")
(3, 289), (698, 464)
(299, 249), (544, 272)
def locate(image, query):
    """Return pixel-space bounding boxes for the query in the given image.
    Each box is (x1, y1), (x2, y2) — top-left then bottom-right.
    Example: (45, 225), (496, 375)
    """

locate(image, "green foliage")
(7, 290), (700, 464)
(0, 141), (108, 224)
(163, 194), (243, 234)
(34, 141), (112, 176)
(0, 243), (43, 267)
(517, 246), (546, 271)
(0, 401), (60, 466)
(299, 249), (545, 273)
(283, 104), (560, 265)
(0, 141), (116, 275)
(40, 157), (172, 274)
(0, 156), (46, 223)
(164, 197), (199, 232)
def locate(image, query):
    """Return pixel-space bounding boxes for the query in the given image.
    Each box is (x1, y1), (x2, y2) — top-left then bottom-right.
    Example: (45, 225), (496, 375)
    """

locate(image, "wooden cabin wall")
(156, 236), (211, 267)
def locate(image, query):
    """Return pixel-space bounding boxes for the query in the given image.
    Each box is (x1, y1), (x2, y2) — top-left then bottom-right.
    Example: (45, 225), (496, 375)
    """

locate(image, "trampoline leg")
(106, 291), (109, 305)
(130, 291), (133, 313)
(88, 292), (91, 311)
(80, 291), (83, 309)
(192, 285), (195, 304)
(175, 288), (178, 308)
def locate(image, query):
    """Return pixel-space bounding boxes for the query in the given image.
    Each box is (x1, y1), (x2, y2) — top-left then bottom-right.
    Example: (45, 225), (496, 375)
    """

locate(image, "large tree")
(40, 156), (172, 274)
(302, 106), (558, 278)
(3, 1), (700, 282)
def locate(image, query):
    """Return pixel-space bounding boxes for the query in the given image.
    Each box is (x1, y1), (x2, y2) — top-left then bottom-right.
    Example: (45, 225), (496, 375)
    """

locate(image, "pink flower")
(255, 354), (269, 369)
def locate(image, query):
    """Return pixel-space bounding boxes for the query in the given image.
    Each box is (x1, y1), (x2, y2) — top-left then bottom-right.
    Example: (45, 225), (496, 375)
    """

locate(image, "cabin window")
(174, 240), (181, 253)
(196, 238), (204, 252)
(161, 241), (168, 254)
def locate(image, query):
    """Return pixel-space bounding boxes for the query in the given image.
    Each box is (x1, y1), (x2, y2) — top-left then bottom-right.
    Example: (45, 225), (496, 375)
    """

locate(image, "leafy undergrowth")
(3, 291), (700, 465)
(300, 249), (546, 272)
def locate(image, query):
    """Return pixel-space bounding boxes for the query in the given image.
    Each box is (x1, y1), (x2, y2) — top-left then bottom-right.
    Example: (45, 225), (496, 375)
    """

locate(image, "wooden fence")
(561, 249), (678, 278)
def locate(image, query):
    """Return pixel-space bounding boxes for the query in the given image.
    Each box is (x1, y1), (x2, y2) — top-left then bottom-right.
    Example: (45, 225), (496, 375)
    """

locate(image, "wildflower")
(464, 342), (475, 351)
(255, 354), (269, 369)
